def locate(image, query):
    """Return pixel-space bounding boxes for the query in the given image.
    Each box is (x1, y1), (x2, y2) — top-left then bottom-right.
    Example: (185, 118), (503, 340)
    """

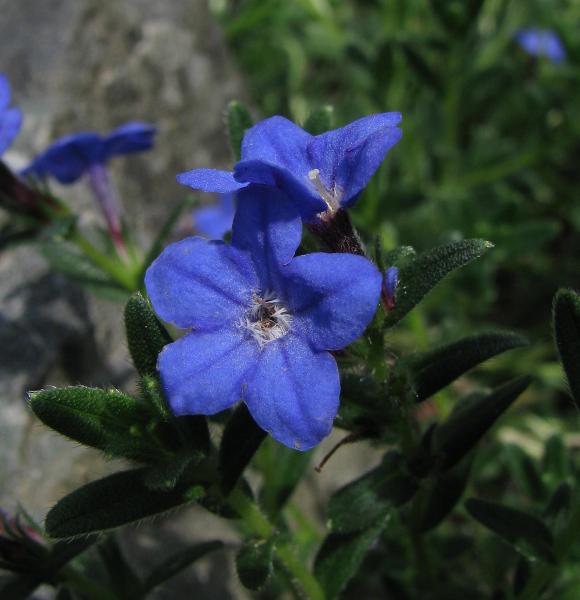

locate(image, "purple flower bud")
(382, 266), (399, 310)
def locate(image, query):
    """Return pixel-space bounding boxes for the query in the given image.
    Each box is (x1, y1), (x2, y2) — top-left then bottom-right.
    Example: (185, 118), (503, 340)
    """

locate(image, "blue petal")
(231, 185), (302, 290)
(177, 168), (248, 194)
(283, 252), (382, 351)
(243, 333), (339, 450)
(0, 108), (22, 155)
(159, 327), (258, 416)
(145, 236), (258, 330)
(307, 113), (402, 207)
(234, 160), (326, 219)
(23, 133), (105, 183)
(0, 74), (11, 111)
(193, 193), (235, 240)
(103, 122), (156, 158)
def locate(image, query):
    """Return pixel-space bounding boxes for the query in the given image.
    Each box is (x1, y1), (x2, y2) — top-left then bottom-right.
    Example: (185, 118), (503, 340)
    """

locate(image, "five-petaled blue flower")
(177, 113), (402, 222)
(23, 122), (156, 184)
(0, 74), (22, 156)
(515, 29), (566, 64)
(193, 193), (235, 240)
(146, 186), (382, 450)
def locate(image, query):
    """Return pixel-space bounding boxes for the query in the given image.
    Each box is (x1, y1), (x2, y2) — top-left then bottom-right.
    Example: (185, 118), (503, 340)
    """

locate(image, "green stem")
(69, 228), (139, 292)
(229, 488), (325, 600)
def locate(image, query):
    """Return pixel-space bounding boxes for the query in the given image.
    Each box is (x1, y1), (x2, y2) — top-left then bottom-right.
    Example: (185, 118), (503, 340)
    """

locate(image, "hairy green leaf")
(384, 239), (493, 328)
(433, 376), (531, 470)
(466, 498), (556, 564)
(236, 538), (274, 590)
(409, 331), (528, 402)
(553, 289), (580, 408)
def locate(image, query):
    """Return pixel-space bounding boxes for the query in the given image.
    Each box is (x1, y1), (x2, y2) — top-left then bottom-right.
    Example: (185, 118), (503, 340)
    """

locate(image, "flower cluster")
(515, 28), (566, 64)
(146, 113), (402, 450)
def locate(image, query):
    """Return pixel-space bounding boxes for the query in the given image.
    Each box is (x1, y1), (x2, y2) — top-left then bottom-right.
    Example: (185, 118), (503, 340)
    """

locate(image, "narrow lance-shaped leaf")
(553, 289), (580, 408)
(433, 375), (531, 470)
(236, 538), (274, 591)
(465, 498), (557, 564)
(45, 468), (199, 538)
(29, 386), (157, 461)
(409, 331), (528, 402)
(124, 292), (172, 378)
(227, 100), (253, 161)
(328, 451), (418, 534)
(219, 404), (266, 494)
(384, 239), (493, 328)
(140, 541), (223, 596)
(314, 519), (387, 600)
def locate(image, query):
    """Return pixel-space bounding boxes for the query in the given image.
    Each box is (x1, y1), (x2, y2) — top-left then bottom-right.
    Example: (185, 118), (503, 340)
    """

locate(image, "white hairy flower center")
(242, 291), (292, 346)
(308, 168), (341, 214)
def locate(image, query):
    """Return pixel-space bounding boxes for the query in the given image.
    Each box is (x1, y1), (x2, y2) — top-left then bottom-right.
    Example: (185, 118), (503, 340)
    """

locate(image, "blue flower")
(0, 74), (22, 156)
(515, 29), (566, 64)
(23, 122), (156, 183)
(177, 113), (402, 222)
(23, 122), (156, 253)
(193, 193), (235, 240)
(145, 186), (382, 450)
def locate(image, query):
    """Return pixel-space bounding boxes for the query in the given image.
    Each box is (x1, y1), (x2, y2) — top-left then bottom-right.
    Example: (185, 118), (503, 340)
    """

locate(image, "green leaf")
(328, 452), (418, 534)
(124, 292), (172, 378)
(236, 538), (274, 591)
(553, 289), (580, 408)
(303, 105), (334, 135)
(410, 456), (471, 532)
(219, 404), (266, 494)
(45, 468), (196, 538)
(227, 100), (253, 161)
(409, 331), (528, 402)
(141, 541), (223, 596)
(465, 498), (557, 564)
(384, 239), (493, 328)
(433, 376), (531, 470)
(143, 454), (199, 491)
(314, 519), (387, 599)
(29, 386), (157, 461)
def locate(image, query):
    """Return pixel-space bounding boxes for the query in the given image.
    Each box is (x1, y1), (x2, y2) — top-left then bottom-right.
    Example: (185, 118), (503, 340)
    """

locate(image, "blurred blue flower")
(177, 113), (402, 222)
(146, 187), (382, 450)
(515, 29), (566, 64)
(193, 193), (235, 239)
(23, 122), (156, 184)
(23, 122), (156, 252)
(0, 74), (22, 156)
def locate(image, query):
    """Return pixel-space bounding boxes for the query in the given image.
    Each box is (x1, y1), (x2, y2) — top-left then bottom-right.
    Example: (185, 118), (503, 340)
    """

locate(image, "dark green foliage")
(45, 469), (196, 538)
(227, 100), (253, 161)
(553, 289), (580, 408)
(384, 240), (493, 328)
(124, 292), (172, 378)
(0, 575), (41, 600)
(410, 457), (472, 532)
(465, 498), (557, 564)
(433, 375), (531, 470)
(236, 538), (274, 590)
(141, 541), (223, 595)
(314, 520), (387, 600)
(409, 331), (528, 402)
(303, 105), (334, 135)
(28, 386), (159, 462)
(328, 452), (418, 534)
(219, 404), (267, 494)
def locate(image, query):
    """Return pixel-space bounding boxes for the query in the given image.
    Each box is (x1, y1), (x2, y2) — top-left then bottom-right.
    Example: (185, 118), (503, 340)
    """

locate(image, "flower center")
(242, 291), (292, 346)
(308, 169), (341, 215)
